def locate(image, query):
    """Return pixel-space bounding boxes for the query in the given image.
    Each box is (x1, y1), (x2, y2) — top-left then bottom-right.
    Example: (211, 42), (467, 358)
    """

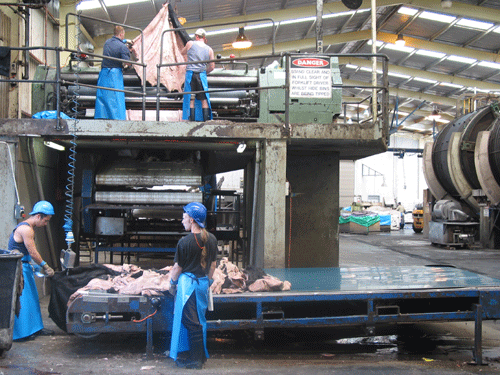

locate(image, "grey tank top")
(187, 42), (210, 73)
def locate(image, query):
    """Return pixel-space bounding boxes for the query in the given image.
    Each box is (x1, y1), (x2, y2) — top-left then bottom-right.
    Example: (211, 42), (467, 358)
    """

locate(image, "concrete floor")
(3, 228), (500, 374)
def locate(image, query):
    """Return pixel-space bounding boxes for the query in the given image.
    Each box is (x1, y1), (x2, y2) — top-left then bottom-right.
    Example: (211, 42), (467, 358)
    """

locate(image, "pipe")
(249, 141), (261, 266)
(28, 138), (58, 267)
(371, 0), (377, 122)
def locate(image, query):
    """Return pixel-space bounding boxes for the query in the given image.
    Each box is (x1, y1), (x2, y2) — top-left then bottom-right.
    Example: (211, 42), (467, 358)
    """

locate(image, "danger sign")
(290, 56), (331, 99)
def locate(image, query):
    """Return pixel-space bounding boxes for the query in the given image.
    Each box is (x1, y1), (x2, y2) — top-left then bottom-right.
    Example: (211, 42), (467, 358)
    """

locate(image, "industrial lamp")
(236, 141), (247, 153)
(441, 0), (452, 8)
(395, 34), (405, 47)
(428, 109), (441, 120)
(232, 27), (252, 49)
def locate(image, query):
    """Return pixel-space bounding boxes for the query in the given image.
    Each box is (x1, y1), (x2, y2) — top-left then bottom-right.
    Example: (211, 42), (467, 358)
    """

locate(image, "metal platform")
(65, 266), (500, 363)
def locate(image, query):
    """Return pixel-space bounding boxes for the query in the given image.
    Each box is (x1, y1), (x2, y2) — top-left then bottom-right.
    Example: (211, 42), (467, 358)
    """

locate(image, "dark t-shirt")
(174, 231), (218, 277)
(102, 36), (130, 69)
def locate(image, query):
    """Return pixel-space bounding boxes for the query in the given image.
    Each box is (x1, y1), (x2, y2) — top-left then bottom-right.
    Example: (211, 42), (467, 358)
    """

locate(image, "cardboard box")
(339, 221), (380, 234)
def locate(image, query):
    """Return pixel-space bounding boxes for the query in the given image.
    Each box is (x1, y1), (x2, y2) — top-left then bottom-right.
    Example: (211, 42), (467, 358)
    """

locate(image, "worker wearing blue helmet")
(169, 202), (218, 369)
(8, 200), (56, 341)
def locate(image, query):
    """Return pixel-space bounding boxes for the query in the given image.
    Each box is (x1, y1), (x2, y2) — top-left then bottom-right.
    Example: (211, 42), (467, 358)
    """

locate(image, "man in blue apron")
(8, 200), (56, 341)
(95, 26), (131, 120)
(169, 202), (218, 369)
(181, 29), (215, 122)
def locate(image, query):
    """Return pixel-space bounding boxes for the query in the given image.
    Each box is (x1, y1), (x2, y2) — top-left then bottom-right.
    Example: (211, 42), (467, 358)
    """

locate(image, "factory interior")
(2, 0), (500, 372)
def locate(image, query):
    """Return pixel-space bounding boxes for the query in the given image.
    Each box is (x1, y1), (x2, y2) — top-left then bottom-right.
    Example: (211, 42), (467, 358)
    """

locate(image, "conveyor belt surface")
(264, 266), (500, 292)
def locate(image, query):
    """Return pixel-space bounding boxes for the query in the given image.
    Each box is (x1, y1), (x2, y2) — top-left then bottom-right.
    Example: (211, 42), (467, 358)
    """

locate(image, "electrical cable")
(133, 309), (157, 322)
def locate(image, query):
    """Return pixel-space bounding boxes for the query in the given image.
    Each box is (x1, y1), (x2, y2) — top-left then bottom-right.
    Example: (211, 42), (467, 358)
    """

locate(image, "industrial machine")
(32, 55), (342, 124)
(423, 101), (500, 248)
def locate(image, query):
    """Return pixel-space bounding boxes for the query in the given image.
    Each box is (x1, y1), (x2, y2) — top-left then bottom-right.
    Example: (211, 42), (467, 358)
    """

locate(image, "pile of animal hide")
(68, 259), (291, 304)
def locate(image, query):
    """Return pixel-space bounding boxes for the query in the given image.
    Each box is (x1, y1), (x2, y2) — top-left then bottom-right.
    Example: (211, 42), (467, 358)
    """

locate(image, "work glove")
(42, 263), (55, 277)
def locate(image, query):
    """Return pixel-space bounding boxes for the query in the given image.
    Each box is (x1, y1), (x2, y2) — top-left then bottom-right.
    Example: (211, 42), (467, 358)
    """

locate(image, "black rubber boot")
(183, 329), (206, 369)
(189, 108), (195, 121)
(202, 108), (211, 121)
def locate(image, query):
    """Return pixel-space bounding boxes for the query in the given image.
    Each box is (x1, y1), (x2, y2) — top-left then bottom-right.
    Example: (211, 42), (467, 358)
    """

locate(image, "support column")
(253, 140), (287, 269)
(0, 140), (19, 246)
(287, 152), (339, 268)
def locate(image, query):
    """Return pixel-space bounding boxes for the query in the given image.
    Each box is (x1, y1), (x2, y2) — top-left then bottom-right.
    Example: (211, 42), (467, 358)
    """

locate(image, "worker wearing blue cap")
(8, 200), (56, 341)
(169, 202), (218, 369)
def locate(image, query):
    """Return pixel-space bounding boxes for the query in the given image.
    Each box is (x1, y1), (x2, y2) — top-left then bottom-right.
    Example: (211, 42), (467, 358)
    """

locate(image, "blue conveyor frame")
(66, 267), (500, 364)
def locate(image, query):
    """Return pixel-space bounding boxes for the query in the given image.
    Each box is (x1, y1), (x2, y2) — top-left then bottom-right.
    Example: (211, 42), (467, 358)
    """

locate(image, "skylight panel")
(398, 7), (418, 16)
(367, 40), (384, 47)
(457, 18), (493, 30)
(478, 61), (500, 70)
(419, 11), (455, 23)
(447, 55), (476, 64)
(415, 50), (446, 59)
(345, 64), (359, 69)
(77, 0), (147, 10)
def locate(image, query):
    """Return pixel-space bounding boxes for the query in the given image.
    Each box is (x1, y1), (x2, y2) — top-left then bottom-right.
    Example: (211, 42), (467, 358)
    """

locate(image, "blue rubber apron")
(169, 272), (210, 360)
(182, 70), (212, 121)
(13, 254), (44, 340)
(95, 68), (126, 120)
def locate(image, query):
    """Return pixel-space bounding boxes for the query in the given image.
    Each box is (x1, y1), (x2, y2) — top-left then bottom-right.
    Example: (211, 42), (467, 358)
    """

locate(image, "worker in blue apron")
(169, 202), (218, 369)
(181, 28), (215, 122)
(8, 200), (56, 341)
(95, 26), (131, 120)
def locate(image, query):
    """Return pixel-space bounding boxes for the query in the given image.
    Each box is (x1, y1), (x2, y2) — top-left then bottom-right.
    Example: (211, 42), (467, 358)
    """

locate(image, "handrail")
(65, 13), (147, 119)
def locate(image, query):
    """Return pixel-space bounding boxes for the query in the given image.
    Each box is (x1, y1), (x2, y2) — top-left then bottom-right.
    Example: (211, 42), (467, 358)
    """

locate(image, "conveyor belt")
(66, 266), (500, 363)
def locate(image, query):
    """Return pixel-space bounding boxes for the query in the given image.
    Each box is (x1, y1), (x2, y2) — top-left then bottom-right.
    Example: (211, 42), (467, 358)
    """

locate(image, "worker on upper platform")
(181, 28), (215, 122)
(168, 202), (217, 369)
(9, 200), (56, 341)
(95, 26), (131, 120)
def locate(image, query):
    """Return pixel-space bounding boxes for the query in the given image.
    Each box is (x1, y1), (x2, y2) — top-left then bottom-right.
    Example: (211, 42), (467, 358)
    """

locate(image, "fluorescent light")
(419, 11), (455, 23)
(457, 19), (493, 30)
(439, 82), (463, 88)
(413, 77), (438, 84)
(388, 72), (411, 79)
(478, 61), (500, 70)
(415, 49), (446, 59)
(77, 0), (147, 10)
(44, 141), (65, 151)
(345, 64), (359, 69)
(447, 55), (476, 64)
(398, 7), (418, 16)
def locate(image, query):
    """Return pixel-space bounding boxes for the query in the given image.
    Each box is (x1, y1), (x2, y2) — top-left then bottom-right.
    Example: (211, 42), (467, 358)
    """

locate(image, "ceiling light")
(44, 141), (65, 151)
(428, 109), (441, 120)
(395, 34), (405, 47)
(236, 142), (247, 153)
(441, 0), (452, 8)
(232, 27), (252, 49)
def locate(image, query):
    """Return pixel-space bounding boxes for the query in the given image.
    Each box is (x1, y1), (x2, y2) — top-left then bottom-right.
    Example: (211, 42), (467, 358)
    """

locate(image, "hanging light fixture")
(232, 27), (252, 49)
(236, 141), (247, 153)
(395, 34), (405, 47)
(428, 108), (441, 120)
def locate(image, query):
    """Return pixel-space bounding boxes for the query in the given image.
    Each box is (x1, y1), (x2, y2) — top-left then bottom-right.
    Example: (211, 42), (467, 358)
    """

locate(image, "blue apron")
(169, 272), (210, 360)
(182, 70), (213, 121)
(95, 68), (127, 120)
(13, 254), (44, 340)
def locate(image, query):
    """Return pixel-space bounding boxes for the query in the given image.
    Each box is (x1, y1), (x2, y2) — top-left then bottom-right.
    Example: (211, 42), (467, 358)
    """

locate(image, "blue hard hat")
(29, 200), (55, 215)
(183, 202), (207, 228)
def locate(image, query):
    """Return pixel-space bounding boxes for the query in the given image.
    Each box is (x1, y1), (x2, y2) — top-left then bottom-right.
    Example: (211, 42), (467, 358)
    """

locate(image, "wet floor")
(3, 230), (500, 374)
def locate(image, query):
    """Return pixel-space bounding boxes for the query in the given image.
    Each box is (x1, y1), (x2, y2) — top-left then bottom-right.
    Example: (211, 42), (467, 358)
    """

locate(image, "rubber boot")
(189, 108), (195, 121)
(184, 329), (206, 369)
(202, 108), (211, 122)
